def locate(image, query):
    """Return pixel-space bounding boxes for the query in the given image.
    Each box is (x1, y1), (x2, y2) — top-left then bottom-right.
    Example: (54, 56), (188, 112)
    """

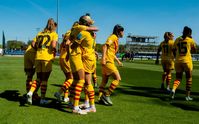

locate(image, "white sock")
(90, 105), (95, 109)
(74, 106), (79, 110)
(84, 100), (89, 105)
(27, 91), (33, 96)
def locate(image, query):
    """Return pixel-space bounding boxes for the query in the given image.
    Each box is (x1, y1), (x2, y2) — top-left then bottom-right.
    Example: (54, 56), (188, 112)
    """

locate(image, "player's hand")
(155, 59), (159, 65)
(118, 61), (123, 67)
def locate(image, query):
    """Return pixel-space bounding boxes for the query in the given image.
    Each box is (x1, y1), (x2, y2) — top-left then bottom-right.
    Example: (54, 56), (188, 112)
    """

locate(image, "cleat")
(185, 96), (193, 101)
(54, 92), (62, 102)
(85, 107), (96, 113)
(32, 93), (40, 101)
(101, 94), (113, 105)
(27, 92), (33, 105)
(98, 99), (109, 105)
(160, 83), (165, 90)
(166, 88), (171, 94)
(79, 103), (90, 109)
(40, 99), (48, 105)
(66, 102), (73, 109)
(170, 90), (175, 100)
(72, 108), (87, 115)
(20, 94), (28, 106)
(63, 97), (69, 103)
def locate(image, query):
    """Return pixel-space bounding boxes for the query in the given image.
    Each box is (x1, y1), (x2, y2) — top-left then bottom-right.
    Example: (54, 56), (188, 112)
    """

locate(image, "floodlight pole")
(56, 0), (59, 34)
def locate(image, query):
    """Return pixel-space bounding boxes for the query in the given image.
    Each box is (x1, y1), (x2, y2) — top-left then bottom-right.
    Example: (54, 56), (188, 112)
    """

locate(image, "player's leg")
(40, 71), (51, 104)
(25, 68), (35, 92)
(161, 61), (167, 90)
(185, 70), (193, 101)
(85, 73), (96, 112)
(72, 70), (87, 114)
(63, 72), (73, 102)
(54, 72), (73, 102)
(92, 69), (98, 88)
(39, 61), (52, 105)
(166, 61), (174, 92)
(98, 74), (108, 101)
(26, 60), (41, 104)
(26, 73), (41, 104)
(101, 71), (121, 105)
(79, 84), (90, 109)
(165, 69), (172, 92)
(171, 63), (183, 99)
(185, 62), (193, 101)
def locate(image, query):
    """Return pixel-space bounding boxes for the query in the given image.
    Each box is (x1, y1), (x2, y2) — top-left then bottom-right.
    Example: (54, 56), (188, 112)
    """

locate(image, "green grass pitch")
(0, 56), (199, 124)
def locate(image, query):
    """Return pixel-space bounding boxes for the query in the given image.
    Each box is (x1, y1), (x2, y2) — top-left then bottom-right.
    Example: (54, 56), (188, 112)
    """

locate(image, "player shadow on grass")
(0, 90), (73, 113)
(0, 90), (20, 102)
(116, 85), (199, 111)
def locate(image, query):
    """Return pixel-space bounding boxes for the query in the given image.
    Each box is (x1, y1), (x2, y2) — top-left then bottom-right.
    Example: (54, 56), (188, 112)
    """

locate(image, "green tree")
(95, 43), (103, 53)
(7, 40), (26, 50)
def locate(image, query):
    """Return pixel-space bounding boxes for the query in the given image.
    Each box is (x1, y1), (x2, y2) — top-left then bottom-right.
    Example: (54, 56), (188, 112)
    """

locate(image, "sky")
(0, 0), (199, 45)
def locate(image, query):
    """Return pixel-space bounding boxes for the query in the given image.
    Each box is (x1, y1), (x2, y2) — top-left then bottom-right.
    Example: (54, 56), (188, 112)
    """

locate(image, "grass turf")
(0, 56), (199, 124)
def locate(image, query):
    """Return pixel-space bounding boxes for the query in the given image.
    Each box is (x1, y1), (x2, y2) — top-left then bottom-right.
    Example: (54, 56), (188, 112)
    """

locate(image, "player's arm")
(86, 26), (99, 32)
(31, 39), (37, 50)
(101, 44), (107, 65)
(65, 39), (71, 61)
(172, 47), (176, 58)
(191, 41), (197, 54)
(59, 41), (64, 52)
(155, 46), (161, 64)
(51, 40), (57, 57)
(115, 55), (123, 67)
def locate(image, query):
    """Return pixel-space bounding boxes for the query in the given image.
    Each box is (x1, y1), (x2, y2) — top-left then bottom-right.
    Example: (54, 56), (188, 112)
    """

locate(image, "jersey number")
(162, 44), (169, 54)
(37, 35), (50, 48)
(177, 42), (187, 56)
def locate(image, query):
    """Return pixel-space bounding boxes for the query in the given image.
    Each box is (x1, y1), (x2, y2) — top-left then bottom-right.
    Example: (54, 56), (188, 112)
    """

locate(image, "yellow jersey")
(76, 31), (95, 61)
(159, 40), (174, 61)
(69, 23), (88, 56)
(105, 34), (119, 63)
(174, 36), (196, 63)
(25, 45), (36, 53)
(33, 31), (58, 61)
(70, 23), (87, 41)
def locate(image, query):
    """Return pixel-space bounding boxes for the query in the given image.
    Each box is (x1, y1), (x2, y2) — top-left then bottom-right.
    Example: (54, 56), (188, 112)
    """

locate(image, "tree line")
(0, 40), (199, 54)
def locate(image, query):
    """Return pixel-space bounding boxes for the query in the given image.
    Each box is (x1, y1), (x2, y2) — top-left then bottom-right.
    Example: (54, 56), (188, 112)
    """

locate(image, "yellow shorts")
(35, 60), (52, 73)
(24, 52), (36, 69)
(82, 57), (95, 74)
(102, 62), (118, 76)
(161, 60), (174, 71)
(69, 54), (84, 73)
(175, 62), (193, 73)
(24, 52), (36, 75)
(60, 58), (71, 73)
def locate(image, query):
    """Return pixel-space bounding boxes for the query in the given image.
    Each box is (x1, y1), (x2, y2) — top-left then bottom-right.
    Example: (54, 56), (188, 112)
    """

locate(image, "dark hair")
(113, 24), (124, 36)
(44, 18), (55, 32)
(85, 13), (90, 16)
(182, 26), (192, 39)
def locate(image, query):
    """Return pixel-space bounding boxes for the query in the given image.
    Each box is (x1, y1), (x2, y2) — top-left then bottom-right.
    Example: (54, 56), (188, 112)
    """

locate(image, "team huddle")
(23, 13), (197, 115)
(23, 14), (124, 115)
(156, 26), (197, 101)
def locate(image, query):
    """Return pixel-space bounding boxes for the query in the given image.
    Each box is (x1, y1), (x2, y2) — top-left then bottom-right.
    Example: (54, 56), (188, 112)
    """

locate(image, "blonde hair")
(164, 32), (173, 41)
